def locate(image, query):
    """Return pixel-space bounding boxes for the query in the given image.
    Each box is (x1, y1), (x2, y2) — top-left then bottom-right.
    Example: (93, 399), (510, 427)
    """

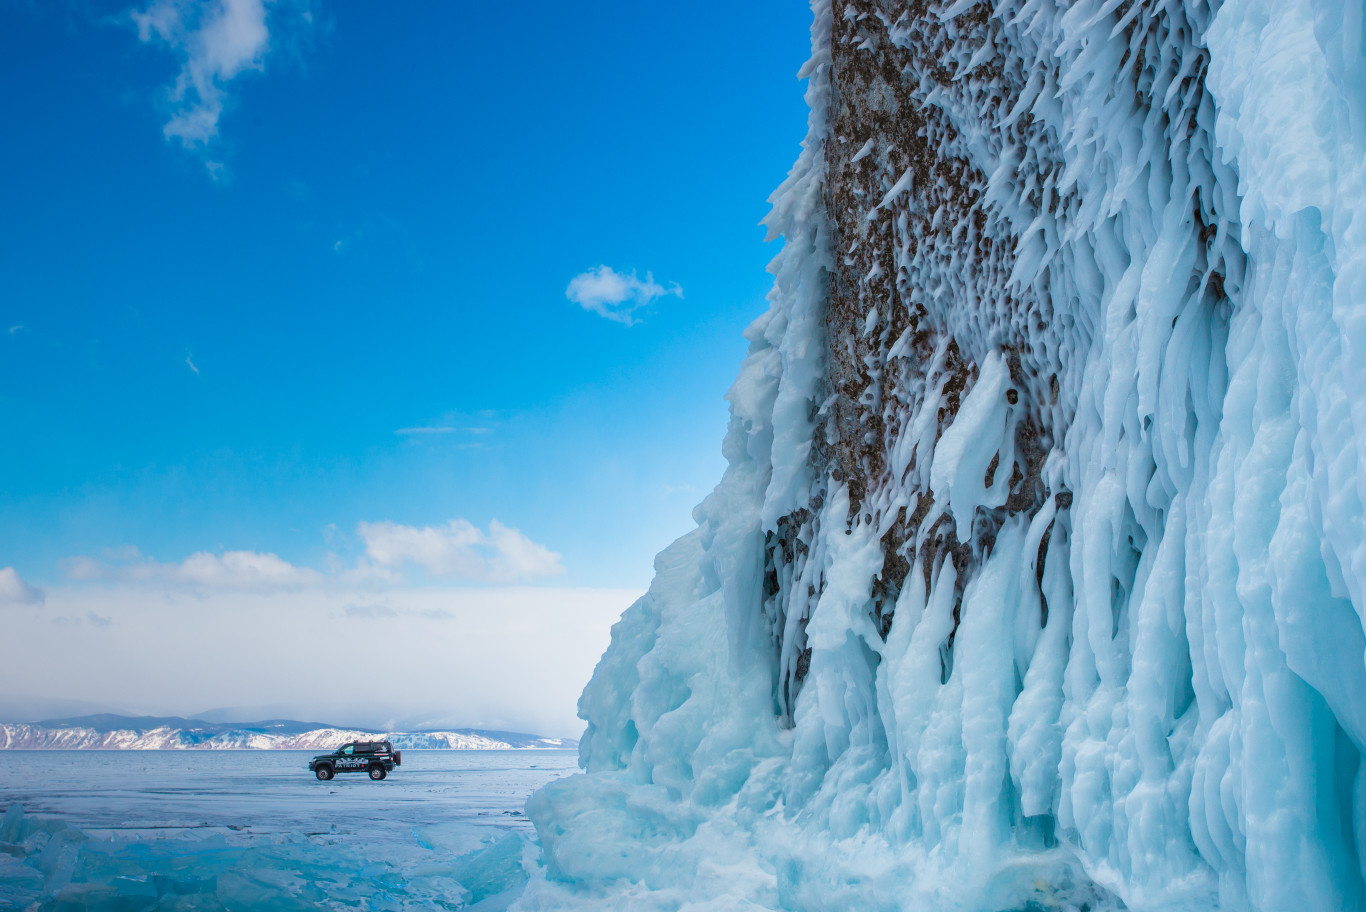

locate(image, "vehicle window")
(340, 745), (353, 755)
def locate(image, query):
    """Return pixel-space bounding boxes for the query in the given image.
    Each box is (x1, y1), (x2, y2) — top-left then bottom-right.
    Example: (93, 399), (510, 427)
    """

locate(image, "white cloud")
(65, 549), (321, 591)
(393, 425), (492, 439)
(0, 567), (45, 606)
(62, 556), (106, 581)
(394, 426), (457, 436)
(132, 0), (272, 148)
(63, 521), (559, 592)
(155, 550), (321, 588)
(357, 519), (564, 583)
(565, 265), (682, 325)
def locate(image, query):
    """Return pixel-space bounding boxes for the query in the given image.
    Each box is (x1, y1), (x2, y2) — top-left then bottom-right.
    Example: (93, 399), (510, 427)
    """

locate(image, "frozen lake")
(0, 749), (579, 910)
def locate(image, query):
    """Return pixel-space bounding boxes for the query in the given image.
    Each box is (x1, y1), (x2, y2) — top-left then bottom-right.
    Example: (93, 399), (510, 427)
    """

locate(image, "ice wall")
(518, 1), (1366, 910)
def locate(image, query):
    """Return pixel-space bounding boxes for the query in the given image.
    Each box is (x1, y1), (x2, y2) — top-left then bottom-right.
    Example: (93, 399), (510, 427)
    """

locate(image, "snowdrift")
(517, 1), (1366, 910)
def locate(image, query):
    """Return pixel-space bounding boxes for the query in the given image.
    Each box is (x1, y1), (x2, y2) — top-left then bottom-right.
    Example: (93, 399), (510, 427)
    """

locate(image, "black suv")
(309, 740), (402, 781)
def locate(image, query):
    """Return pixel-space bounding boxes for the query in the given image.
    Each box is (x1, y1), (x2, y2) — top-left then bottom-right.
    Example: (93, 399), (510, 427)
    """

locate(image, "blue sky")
(0, 0), (813, 733)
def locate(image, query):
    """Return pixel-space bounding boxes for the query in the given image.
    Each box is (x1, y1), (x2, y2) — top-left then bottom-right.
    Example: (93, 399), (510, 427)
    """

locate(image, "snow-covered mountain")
(518, 2), (1366, 911)
(0, 716), (575, 750)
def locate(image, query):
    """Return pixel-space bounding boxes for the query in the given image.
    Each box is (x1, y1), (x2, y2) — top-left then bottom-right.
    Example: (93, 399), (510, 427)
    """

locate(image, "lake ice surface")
(0, 750), (578, 910)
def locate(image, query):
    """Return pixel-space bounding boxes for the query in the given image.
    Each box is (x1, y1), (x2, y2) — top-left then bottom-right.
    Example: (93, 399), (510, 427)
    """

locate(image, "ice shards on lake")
(0, 805), (526, 912)
(513, 1), (1366, 911)
(0, 750), (577, 911)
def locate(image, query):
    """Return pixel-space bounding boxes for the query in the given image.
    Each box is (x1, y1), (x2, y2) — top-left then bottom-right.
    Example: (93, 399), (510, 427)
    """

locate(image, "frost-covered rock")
(518, 1), (1366, 910)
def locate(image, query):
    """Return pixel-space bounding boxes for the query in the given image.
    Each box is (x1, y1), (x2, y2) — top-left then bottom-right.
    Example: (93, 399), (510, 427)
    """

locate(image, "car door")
(337, 744), (357, 771)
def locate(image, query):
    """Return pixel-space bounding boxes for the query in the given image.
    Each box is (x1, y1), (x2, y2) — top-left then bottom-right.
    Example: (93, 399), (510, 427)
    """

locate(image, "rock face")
(519, 2), (1366, 910)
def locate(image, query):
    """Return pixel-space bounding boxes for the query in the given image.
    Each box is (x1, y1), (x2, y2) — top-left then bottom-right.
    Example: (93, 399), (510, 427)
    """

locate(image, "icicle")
(518, 1), (1366, 910)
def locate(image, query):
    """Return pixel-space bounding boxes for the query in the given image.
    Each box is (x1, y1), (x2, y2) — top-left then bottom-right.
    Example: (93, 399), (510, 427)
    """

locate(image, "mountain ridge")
(0, 714), (577, 750)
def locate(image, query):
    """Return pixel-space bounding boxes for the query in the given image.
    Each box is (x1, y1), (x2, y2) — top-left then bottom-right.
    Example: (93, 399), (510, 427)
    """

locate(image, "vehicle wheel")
(316, 765), (333, 781)
(369, 765), (386, 780)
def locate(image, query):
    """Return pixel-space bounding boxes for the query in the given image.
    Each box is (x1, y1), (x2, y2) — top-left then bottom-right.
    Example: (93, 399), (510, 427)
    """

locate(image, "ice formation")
(0, 752), (575, 910)
(0, 803), (535, 911)
(518, 1), (1366, 910)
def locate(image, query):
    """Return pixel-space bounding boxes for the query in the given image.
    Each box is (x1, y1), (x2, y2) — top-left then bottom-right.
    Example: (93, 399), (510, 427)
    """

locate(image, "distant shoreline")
(0, 746), (577, 751)
(0, 717), (578, 751)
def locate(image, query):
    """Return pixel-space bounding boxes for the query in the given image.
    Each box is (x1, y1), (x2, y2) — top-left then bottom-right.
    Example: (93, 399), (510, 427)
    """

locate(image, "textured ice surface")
(514, 1), (1366, 910)
(0, 750), (575, 910)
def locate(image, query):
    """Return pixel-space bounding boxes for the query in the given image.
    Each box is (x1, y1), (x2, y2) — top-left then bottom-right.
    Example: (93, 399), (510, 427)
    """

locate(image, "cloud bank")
(66, 548), (322, 591)
(4, 584), (639, 737)
(60, 518), (563, 591)
(14, 519), (590, 734)
(565, 265), (682, 325)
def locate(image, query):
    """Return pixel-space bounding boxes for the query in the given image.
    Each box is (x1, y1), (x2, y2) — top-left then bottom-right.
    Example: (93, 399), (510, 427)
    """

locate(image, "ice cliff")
(518, 1), (1366, 910)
